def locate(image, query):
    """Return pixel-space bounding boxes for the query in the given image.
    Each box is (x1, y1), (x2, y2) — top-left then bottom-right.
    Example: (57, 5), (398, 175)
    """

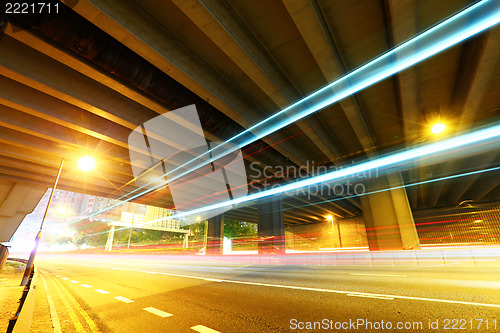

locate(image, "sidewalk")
(0, 261), (25, 332)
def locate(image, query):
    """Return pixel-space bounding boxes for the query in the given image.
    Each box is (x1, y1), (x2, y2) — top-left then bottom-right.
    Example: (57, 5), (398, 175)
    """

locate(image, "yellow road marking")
(40, 275), (62, 333)
(46, 273), (101, 333)
(48, 275), (86, 333)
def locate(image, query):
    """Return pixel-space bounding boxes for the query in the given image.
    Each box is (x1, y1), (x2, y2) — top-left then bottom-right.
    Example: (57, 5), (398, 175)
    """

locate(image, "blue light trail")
(150, 122), (500, 223)
(80, 163), (500, 237)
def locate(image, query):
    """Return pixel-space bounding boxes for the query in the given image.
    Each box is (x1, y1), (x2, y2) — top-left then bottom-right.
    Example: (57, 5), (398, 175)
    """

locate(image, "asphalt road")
(33, 253), (500, 332)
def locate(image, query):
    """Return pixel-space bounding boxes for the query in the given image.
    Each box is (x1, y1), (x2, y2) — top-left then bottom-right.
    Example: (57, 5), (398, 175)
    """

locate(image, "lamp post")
(21, 156), (95, 286)
(127, 203), (137, 250)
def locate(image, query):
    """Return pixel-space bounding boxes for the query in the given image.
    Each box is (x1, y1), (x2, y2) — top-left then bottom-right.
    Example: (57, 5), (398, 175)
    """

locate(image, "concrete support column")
(258, 195), (285, 254)
(105, 225), (115, 252)
(183, 234), (189, 248)
(206, 215), (224, 255)
(0, 244), (8, 272)
(361, 173), (420, 251)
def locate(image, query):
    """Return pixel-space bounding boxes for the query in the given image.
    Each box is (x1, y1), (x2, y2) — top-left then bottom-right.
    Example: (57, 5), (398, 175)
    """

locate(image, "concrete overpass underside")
(0, 0), (499, 254)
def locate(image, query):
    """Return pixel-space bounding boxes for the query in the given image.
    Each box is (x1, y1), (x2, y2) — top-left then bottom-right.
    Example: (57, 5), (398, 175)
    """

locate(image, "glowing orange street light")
(77, 156), (96, 172)
(432, 123), (446, 134)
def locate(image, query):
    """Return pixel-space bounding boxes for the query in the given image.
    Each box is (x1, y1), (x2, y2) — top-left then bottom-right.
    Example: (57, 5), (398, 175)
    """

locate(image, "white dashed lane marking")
(61, 277), (69, 280)
(112, 267), (500, 308)
(81, 284), (92, 288)
(191, 325), (221, 333)
(70, 280), (80, 283)
(114, 296), (134, 304)
(143, 307), (172, 318)
(95, 289), (110, 294)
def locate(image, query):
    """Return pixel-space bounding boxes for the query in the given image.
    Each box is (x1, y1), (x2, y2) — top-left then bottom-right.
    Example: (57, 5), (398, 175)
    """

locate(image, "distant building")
(23, 188), (181, 231)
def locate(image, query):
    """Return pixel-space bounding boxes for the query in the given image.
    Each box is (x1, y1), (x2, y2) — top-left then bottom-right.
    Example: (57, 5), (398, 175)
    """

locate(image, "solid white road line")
(347, 293), (394, 300)
(70, 280), (80, 283)
(81, 284), (93, 288)
(114, 296), (134, 303)
(191, 324), (221, 333)
(112, 267), (500, 308)
(349, 273), (407, 277)
(204, 278), (223, 282)
(425, 262), (464, 268)
(95, 289), (110, 294)
(143, 307), (173, 318)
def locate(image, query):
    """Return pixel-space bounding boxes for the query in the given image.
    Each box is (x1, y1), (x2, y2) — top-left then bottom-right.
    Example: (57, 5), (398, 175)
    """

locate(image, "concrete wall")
(286, 217), (367, 250)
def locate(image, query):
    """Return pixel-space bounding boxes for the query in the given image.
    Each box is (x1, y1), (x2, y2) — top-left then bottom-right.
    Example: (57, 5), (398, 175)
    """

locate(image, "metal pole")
(204, 219), (208, 253)
(127, 203), (136, 250)
(21, 158), (65, 286)
(336, 219), (343, 248)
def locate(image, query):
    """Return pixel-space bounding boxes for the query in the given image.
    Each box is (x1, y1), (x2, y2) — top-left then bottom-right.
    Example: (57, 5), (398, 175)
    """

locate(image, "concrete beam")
(193, 0), (345, 163)
(74, 0), (310, 167)
(430, 28), (500, 206)
(4, 23), (273, 173)
(0, 181), (46, 242)
(385, 0), (420, 208)
(284, 0), (376, 156)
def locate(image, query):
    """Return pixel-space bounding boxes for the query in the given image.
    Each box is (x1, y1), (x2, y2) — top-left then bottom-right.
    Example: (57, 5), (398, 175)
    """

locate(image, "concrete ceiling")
(0, 0), (499, 231)
(0, 181), (46, 241)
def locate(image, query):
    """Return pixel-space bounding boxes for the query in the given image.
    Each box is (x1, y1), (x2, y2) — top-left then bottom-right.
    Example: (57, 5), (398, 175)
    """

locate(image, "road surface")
(33, 253), (500, 332)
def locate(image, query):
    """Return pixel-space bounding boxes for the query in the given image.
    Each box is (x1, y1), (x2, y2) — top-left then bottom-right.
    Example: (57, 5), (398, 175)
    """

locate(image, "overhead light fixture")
(77, 156), (96, 172)
(432, 123), (446, 134)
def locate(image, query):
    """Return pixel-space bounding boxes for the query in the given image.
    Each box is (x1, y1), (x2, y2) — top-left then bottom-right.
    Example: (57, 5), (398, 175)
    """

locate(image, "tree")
(224, 219), (257, 238)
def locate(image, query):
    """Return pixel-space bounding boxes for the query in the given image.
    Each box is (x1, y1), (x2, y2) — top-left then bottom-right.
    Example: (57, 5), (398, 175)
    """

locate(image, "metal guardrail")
(415, 200), (500, 245)
(6, 259), (38, 333)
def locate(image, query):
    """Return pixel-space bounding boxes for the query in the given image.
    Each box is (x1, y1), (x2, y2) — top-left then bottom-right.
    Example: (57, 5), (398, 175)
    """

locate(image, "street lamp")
(78, 156), (97, 172)
(21, 156), (96, 285)
(431, 123), (446, 134)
